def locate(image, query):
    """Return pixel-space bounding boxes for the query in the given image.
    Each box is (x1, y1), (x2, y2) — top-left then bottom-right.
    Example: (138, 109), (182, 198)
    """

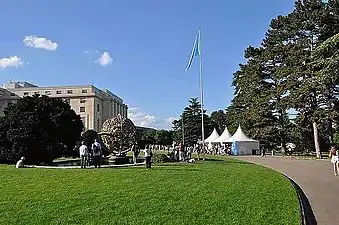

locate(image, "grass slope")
(0, 157), (300, 225)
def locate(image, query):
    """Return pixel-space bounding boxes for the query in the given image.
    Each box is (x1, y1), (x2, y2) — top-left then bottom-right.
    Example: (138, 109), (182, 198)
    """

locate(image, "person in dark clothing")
(91, 139), (102, 168)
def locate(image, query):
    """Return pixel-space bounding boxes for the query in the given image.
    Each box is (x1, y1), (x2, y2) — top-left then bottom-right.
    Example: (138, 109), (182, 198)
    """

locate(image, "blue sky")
(0, 0), (295, 129)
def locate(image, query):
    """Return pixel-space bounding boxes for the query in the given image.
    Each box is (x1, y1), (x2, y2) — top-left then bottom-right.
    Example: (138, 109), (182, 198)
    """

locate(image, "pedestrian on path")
(143, 144), (152, 169)
(329, 146), (339, 176)
(79, 141), (89, 169)
(91, 139), (102, 168)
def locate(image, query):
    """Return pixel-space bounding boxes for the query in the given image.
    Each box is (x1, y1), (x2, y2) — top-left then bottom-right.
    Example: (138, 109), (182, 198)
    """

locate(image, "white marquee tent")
(212, 127), (232, 143)
(204, 128), (220, 143)
(225, 125), (259, 155)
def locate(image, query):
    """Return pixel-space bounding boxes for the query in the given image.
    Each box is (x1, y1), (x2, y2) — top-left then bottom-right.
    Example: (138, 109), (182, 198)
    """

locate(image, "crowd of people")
(13, 139), (339, 178)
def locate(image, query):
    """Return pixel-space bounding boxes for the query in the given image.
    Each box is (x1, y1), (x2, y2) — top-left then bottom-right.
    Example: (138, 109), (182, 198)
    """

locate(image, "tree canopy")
(0, 95), (83, 164)
(226, 0), (339, 157)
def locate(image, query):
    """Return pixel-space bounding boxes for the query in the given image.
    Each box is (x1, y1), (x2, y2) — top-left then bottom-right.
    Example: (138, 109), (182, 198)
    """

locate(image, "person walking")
(132, 144), (139, 164)
(187, 145), (193, 160)
(79, 141), (89, 169)
(261, 146), (266, 157)
(329, 146), (339, 176)
(91, 139), (102, 168)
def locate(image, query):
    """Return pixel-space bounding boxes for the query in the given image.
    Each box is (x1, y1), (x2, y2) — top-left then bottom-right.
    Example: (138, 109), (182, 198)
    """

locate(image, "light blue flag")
(185, 30), (201, 71)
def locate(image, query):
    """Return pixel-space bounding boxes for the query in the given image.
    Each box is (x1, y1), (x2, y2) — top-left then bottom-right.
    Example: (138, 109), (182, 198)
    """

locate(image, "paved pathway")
(237, 156), (338, 225)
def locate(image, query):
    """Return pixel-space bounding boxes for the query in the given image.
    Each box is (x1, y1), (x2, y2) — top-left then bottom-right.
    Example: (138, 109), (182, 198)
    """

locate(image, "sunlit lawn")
(0, 156), (300, 225)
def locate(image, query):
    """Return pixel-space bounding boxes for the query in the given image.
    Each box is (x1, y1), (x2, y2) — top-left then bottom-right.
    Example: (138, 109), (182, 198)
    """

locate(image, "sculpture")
(98, 114), (137, 156)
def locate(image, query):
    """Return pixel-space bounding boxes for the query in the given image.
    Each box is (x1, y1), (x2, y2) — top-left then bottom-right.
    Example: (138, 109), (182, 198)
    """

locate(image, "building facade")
(0, 88), (20, 117)
(3, 82), (128, 131)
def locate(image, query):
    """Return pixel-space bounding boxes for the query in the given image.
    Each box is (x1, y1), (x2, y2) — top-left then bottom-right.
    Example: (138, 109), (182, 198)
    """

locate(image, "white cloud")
(97, 52), (113, 66)
(0, 56), (24, 69)
(84, 50), (99, 54)
(23, 35), (58, 51)
(128, 107), (176, 129)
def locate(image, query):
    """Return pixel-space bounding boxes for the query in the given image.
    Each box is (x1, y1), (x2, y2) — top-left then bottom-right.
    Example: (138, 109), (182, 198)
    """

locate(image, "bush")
(152, 153), (172, 163)
(80, 130), (98, 148)
(80, 130), (110, 156)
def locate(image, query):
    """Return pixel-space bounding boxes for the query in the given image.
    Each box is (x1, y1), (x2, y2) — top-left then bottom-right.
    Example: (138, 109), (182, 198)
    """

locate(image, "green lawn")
(0, 156), (300, 225)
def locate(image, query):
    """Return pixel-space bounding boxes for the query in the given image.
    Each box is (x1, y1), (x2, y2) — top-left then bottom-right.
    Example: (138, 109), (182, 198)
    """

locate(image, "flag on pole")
(185, 30), (201, 71)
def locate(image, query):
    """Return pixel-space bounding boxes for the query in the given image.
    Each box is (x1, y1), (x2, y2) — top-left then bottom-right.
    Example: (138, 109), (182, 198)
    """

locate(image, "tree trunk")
(281, 140), (287, 155)
(279, 109), (287, 154)
(328, 119), (333, 144)
(312, 121), (322, 159)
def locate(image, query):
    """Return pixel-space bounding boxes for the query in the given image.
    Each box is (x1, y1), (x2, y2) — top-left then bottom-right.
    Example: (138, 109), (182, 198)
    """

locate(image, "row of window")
(23, 89), (88, 96)
(79, 104), (100, 113)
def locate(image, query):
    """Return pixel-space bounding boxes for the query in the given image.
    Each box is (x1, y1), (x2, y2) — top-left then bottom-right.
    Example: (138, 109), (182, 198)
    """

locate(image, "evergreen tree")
(172, 98), (213, 146)
(210, 110), (228, 134)
(227, 0), (339, 157)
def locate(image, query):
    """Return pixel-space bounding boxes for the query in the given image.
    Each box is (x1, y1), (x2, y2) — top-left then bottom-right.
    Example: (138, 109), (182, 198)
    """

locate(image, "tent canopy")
(225, 125), (258, 142)
(204, 128), (220, 143)
(212, 127), (232, 143)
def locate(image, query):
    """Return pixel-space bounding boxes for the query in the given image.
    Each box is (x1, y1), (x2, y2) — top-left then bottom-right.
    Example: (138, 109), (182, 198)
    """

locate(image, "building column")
(113, 101), (116, 116)
(115, 101), (118, 116)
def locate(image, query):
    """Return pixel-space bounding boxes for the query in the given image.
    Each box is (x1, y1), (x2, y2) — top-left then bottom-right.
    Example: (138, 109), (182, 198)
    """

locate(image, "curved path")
(236, 156), (338, 225)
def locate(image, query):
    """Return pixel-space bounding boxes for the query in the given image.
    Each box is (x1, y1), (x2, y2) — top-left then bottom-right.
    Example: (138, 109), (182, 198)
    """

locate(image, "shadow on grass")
(287, 177), (317, 225)
(154, 167), (202, 172)
(201, 158), (224, 162)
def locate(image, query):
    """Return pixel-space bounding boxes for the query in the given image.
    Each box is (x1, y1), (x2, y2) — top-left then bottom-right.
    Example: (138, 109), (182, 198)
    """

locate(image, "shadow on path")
(285, 176), (317, 225)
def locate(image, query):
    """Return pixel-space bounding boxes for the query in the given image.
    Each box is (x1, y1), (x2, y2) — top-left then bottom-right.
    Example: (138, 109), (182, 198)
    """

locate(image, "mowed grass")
(0, 157), (300, 225)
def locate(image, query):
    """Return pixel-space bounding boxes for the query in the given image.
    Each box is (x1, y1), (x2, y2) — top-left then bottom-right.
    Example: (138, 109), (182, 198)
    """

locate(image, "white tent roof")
(212, 127), (232, 143)
(225, 125), (258, 142)
(204, 128), (220, 143)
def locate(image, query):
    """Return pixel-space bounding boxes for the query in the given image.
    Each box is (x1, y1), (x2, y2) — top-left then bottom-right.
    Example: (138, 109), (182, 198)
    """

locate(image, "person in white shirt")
(16, 157), (25, 168)
(91, 139), (102, 168)
(79, 142), (89, 168)
(142, 144), (153, 169)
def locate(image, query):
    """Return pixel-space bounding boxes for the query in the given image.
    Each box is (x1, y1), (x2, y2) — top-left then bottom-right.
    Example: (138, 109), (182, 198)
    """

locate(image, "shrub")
(152, 153), (172, 163)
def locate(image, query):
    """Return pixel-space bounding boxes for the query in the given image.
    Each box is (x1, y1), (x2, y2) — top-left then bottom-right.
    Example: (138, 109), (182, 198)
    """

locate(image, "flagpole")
(198, 29), (205, 161)
(182, 115), (185, 146)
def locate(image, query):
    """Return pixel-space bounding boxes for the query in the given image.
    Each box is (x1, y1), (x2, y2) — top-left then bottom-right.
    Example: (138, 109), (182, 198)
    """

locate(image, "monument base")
(109, 156), (133, 165)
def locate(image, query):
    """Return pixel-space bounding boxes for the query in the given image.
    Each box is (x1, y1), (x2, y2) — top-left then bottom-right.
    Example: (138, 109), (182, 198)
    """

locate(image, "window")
(80, 99), (86, 103)
(81, 117), (86, 131)
(10, 93), (16, 96)
(56, 91), (62, 94)
(97, 118), (100, 131)
(82, 89), (87, 93)
(45, 91), (51, 95)
(23, 92), (29, 96)
(64, 99), (70, 104)
(97, 104), (100, 112)
(34, 92), (39, 95)
(67, 90), (73, 94)
(80, 107), (85, 112)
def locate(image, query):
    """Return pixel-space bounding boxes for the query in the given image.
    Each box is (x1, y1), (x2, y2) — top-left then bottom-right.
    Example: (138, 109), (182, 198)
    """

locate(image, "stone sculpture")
(98, 114), (137, 156)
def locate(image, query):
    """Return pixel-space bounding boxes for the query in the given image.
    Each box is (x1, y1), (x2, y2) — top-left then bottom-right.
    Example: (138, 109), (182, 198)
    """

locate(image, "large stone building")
(0, 87), (20, 117)
(2, 81), (128, 131)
